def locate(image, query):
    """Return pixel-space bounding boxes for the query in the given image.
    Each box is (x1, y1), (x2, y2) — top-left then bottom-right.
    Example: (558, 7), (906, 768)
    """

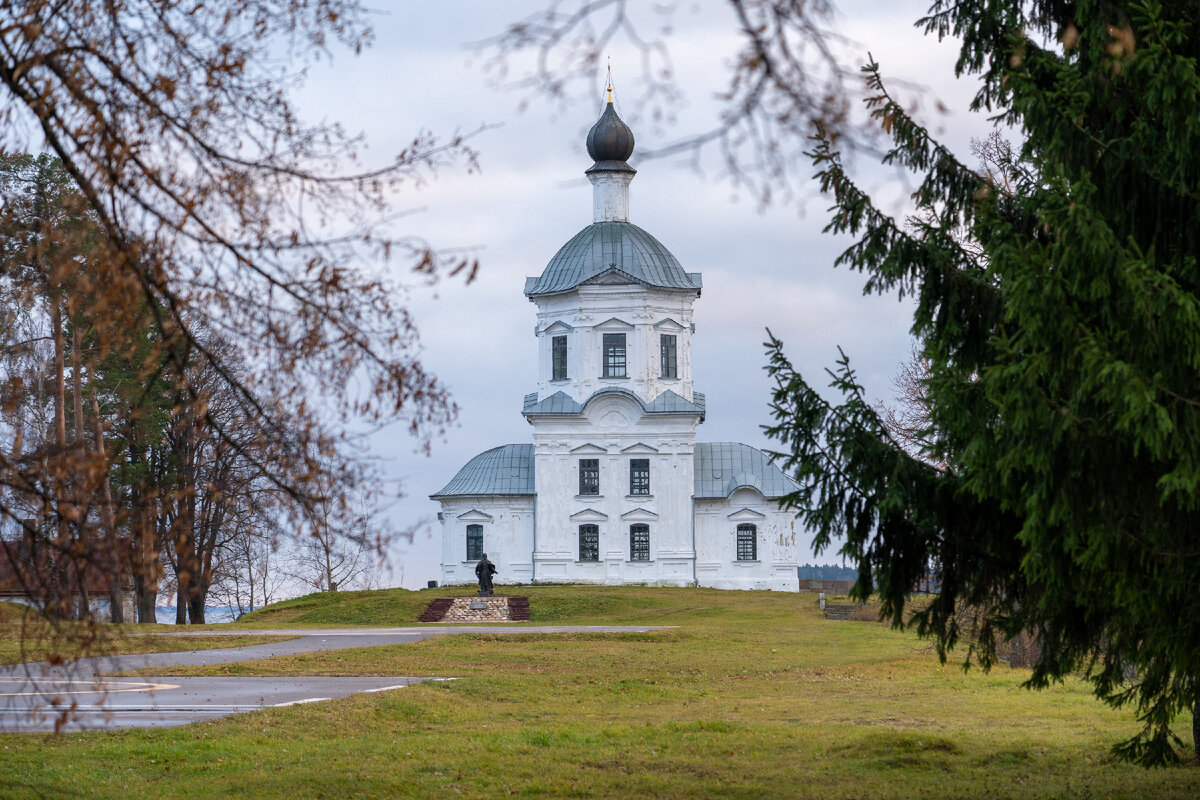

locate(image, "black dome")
(586, 101), (635, 163)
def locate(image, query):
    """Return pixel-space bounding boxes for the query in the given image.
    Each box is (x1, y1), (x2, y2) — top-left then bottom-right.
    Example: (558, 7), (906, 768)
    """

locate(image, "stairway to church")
(823, 603), (858, 621)
(418, 597), (454, 622)
(507, 597), (531, 621)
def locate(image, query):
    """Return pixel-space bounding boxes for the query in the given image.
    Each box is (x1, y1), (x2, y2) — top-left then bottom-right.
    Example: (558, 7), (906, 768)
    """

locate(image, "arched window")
(736, 523), (757, 561)
(630, 524), (650, 561)
(466, 524), (483, 561)
(579, 524), (599, 562)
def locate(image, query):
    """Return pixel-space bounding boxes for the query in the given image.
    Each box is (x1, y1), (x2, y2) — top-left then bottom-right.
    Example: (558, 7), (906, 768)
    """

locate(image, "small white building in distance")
(432, 91), (809, 591)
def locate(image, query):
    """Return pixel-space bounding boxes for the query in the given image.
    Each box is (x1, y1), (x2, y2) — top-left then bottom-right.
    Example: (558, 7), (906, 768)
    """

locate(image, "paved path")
(0, 625), (667, 732)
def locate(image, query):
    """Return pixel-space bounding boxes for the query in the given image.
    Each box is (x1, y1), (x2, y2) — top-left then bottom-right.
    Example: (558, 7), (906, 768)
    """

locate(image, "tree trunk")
(126, 424), (160, 624)
(89, 371), (123, 623)
(1193, 697), (1199, 763)
(188, 590), (206, 625)
(135, 572), (157, 624)
(46, 299), (68, 619)
(70, 325), (89, 621)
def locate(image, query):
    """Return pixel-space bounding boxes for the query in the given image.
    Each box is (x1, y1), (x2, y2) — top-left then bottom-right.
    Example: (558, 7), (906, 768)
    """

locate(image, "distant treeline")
(797, 564), (859, 581)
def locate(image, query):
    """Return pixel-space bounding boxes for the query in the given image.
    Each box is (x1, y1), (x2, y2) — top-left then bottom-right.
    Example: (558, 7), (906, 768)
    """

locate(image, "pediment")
(653, 317), (686, 331)
(595, 316), (634, 331)
(620, 507), (658, 521)
(583, 267), (639, 287)
(621, 442), (659, 454)
(570, 443), (607, 454)
(570, 508), (609, 522)
(456, 509), (495, 522)
(542, 320), (573, 334)
(727, 507), (767, 521)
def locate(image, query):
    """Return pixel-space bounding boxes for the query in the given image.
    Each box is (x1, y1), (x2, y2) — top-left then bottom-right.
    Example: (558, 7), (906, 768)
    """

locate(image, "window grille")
(579, 524), (600, 561)
(579, 458), (600, 495)
(629, 458), (650, 496)
(630, 524), (650, 561)
(660, 334), (677, 378)
(736, 523), (757, 561)
(466, 524), (483, 561)
(552, 335), (568, 380)
(602, 333), (626, 377)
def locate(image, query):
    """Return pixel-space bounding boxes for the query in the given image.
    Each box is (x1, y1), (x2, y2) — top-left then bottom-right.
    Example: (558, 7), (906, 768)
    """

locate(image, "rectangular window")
(579, 458), (600, 496)
(466, 524), (483, 561)
(630, 524), (650, 561)
(660, 334), (677, 379)
(629, 458), (650, 496)
(736, 523), (757, 561)
(602, 333), (626, 378)
(552, 335), (568, 381)
(579, 524), (600, 562)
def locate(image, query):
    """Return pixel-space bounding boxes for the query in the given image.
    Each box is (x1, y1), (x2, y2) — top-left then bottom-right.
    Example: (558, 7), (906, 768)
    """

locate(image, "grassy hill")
(234, 583), (794, 627)
(3, 585), (1197, 799)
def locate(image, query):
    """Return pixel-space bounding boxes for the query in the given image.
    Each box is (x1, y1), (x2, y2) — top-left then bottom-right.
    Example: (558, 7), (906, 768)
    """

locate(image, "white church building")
(432, 92), (809, 591)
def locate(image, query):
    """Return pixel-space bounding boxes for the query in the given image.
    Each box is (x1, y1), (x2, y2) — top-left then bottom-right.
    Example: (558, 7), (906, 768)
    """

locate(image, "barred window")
(579, 458), (600, 496)
(602, 333), (626, 378)
(629, 458), (650, 496)
(579, 524), (600, 562)
(630, 524), (650, 561)
(736, 523), (757, 561)
(552, 335), (568, 380)
(466, 524), (483, 561)
(660, 334), (677, 379)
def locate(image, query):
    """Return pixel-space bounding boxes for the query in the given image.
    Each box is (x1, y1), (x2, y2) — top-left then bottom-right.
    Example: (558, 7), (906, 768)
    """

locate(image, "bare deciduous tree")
(0, 2), (476, 626)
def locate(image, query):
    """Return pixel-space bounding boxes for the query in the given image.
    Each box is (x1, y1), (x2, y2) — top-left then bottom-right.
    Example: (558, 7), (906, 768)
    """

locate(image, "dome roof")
(586, 101), (635, 164)
(524, 221), (702, 297)
(429, 444), (534, 499)
(693, 442), (800, 500)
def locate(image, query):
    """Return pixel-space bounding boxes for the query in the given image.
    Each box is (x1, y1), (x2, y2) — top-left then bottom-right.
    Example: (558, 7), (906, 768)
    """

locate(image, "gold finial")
(606, 61), (613, 103)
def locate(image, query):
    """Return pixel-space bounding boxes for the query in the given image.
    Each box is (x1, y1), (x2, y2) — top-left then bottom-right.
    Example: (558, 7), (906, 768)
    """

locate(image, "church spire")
(585, 76), (636, 223)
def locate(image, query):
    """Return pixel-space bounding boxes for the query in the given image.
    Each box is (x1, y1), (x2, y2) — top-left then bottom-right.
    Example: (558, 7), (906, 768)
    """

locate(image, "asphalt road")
(0, 625), (667, 732)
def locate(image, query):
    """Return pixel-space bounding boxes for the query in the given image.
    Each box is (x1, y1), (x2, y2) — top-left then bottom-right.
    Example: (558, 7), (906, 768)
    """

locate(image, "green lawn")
(1, 585), (1197, 799)
(0, 601), (294, 665)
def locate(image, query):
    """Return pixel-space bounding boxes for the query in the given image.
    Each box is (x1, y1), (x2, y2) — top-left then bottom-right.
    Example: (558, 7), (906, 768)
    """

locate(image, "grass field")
(0, 601), (295, 665)
(1, 585), (1197, 799)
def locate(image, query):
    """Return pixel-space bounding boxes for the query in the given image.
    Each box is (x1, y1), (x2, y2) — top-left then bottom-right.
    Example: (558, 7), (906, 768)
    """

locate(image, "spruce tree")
(765, 0), (1200, 766)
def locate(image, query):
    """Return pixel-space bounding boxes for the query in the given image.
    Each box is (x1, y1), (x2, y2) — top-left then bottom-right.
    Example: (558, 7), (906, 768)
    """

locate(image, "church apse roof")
(694, 442), (799, 500)
(524, 221), (702, 298)
(430, 444), (535, 499)
(433, 440), (796, 502)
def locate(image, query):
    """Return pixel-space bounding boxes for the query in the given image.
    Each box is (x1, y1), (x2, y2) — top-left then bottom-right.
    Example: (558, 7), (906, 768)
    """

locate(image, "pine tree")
(765, 1), (1200, 766)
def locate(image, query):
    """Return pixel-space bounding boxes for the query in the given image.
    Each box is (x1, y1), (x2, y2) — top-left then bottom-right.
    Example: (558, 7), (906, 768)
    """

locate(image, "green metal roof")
(522, 388), (705, 420)
(432, 440), (796, 501)
(524, 221), (702, 298)
(429, 444), (535, 499)
(693, 442), (799, 500)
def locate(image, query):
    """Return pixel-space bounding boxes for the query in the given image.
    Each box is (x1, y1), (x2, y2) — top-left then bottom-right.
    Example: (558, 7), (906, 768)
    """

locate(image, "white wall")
(694, 488), (803, 591)
(438, 496), (535, 587)
(532, 285), (697, 405)
(530, 391), (699, 587)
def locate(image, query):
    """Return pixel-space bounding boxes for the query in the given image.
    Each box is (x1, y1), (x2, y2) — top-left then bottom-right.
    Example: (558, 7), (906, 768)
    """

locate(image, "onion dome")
(586, 100), (635, 166)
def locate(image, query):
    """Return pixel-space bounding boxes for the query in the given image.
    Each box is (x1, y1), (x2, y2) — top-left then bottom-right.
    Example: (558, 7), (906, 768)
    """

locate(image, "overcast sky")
(290, 1), (996, 588)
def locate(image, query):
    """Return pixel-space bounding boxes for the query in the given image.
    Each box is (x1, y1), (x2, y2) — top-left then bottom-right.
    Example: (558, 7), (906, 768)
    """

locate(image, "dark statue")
(475, 553), (496, 597)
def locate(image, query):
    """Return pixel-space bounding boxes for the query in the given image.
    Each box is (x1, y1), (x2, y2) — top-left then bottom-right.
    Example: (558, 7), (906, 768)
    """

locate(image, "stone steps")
(417, 596), (532, 623)
(823, 603), (858, 621)
(507, 596), (531, 621)
(417, 597), (454, 622)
